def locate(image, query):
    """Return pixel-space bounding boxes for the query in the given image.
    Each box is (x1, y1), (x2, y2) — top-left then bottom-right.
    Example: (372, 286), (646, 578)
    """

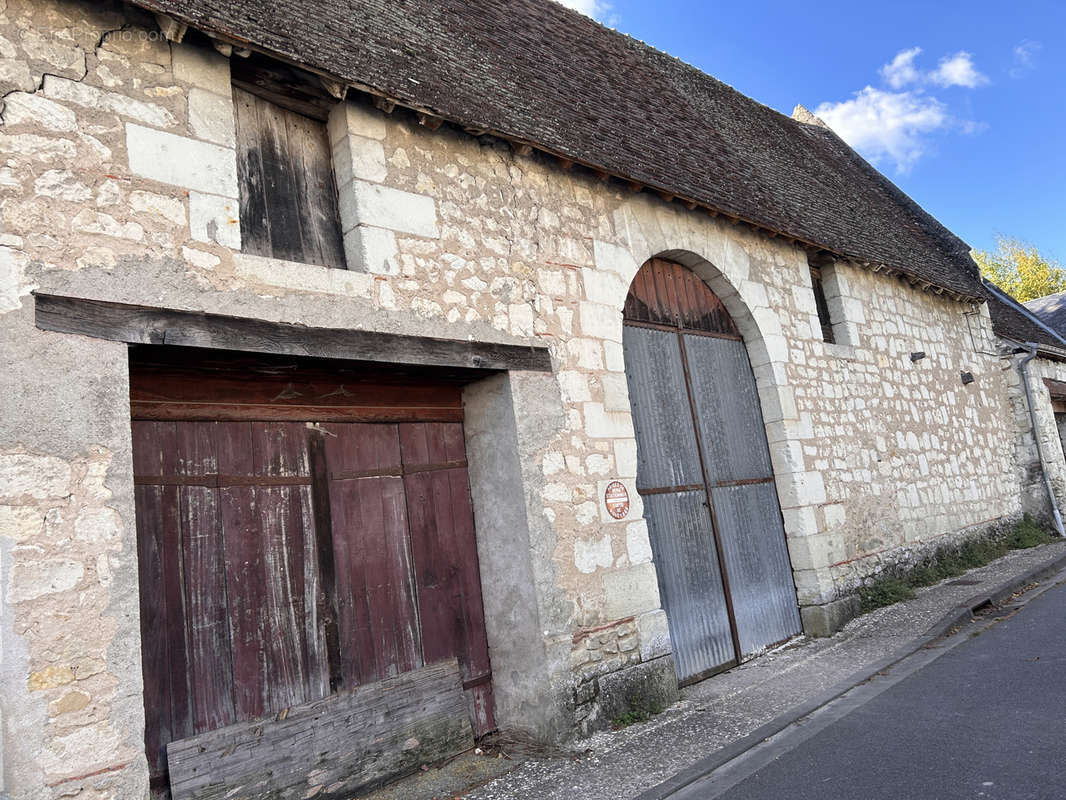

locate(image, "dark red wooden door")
(131, 359), (496, 790)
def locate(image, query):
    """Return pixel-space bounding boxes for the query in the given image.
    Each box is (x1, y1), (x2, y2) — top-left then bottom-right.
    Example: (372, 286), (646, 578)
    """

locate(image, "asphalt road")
(677, 577), (1066, 800)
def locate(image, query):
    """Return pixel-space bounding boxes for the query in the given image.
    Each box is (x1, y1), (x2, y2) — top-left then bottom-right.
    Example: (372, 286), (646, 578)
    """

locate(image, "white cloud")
(1010, 40), (1042, 77)
(814, 87), (950, 172)
(929, 51), (988, 88)
(813, 46), (990, 171)
(880, 47), (923, 88)
(553, 0), (612, 19)
(878, 47), (987, 89)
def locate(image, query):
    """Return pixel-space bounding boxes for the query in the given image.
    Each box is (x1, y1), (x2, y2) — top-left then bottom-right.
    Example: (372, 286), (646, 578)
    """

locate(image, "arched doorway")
(622, 257), (801, 684)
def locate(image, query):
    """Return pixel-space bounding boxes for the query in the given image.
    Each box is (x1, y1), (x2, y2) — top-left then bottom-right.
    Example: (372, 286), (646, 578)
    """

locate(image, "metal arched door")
(622, 258), (801, 684)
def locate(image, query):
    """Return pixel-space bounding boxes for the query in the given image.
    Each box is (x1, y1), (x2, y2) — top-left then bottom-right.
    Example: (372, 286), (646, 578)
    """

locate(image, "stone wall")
(0, 1), (1037, 795)
(1010, 352), (1066, 524)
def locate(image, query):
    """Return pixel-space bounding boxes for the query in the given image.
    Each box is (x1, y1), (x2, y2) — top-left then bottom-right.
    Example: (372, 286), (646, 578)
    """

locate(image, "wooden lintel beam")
(464, 127), (487, 136)
(34, 294), (553, 373)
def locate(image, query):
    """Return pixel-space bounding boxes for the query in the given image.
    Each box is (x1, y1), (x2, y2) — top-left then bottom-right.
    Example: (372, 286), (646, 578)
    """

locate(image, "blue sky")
(557, 0), (1065, 261)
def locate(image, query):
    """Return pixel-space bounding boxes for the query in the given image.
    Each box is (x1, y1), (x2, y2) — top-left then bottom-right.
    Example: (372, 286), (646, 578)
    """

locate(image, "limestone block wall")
(0, 0), (1034, 794)
(1011, 354), (1066, 522)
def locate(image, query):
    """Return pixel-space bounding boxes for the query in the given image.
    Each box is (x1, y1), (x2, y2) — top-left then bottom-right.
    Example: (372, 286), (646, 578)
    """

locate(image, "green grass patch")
(611, 698), (665, 730)
(858, 515), (1057, 615)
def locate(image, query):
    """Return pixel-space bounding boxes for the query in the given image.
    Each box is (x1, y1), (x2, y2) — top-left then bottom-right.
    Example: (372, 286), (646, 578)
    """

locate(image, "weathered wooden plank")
(216, 422), (269, 721)
(131, 401), (466, 423)
(35, 294), (554, 373)
(400, 422), (497, 736)
(254, 422), (329, 707)
(133, 421), (193, 782)
(308, 431), (343, 692)
(233, 87), (272, 260)
(175, 422), (236, 735)
(286, 108), (346, 269)
(166, 659), (473, 800)
(257, 93), (308, 265)
(325, 424), (422, 685)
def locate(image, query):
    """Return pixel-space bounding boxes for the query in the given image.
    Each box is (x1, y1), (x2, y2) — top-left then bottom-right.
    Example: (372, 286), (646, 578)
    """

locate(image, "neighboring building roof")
(1024, 291), (1066, 335)
(132, 0), (986, 301)
(985, 281), (1066, 358)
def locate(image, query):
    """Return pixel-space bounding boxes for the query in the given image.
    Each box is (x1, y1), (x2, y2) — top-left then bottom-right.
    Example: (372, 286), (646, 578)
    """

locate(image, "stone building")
(0, 0), (1056, 798)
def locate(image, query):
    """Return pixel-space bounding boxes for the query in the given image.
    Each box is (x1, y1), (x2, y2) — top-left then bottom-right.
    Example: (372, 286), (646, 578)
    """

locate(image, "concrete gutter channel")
(370, 541), (1066, 800)
(636, 544), (1066, 800)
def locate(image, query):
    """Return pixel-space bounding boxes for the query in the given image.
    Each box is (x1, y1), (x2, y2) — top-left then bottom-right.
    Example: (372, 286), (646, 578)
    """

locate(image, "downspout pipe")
(1018, 342), (1065, 536)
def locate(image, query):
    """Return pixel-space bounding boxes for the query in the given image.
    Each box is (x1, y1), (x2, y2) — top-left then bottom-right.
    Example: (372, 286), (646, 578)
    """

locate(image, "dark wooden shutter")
(233, 86), (346, 269)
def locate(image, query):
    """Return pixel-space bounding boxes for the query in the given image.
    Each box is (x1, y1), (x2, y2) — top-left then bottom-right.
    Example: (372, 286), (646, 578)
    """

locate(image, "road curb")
(634, 545), (1066, 800)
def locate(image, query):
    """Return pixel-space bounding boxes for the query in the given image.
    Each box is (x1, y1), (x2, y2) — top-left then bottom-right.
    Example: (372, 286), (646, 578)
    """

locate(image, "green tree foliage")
(974, 236), (1066, 303)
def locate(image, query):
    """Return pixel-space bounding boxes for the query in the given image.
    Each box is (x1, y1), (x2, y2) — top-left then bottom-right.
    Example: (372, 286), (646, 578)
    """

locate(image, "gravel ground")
(366, 540), (1066, 800)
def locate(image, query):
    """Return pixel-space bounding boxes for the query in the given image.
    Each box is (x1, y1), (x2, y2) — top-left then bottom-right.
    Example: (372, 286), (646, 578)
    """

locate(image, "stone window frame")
(126, 38), (442, 283)
(808, 258), (862, 352)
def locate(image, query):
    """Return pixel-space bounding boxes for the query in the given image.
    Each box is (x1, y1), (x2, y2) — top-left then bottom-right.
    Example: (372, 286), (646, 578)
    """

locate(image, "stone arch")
(622, 248), (810, 533)
(592, 234), (830, 636)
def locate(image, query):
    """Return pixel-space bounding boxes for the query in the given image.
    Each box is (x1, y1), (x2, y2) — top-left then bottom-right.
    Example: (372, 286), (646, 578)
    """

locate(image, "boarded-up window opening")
(233, 63), (346, 269)
(809, 266), (835, 343)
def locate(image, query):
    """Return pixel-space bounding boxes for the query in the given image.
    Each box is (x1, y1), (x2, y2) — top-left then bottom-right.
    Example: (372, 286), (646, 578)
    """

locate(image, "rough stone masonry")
(0, 1), (1057, 798)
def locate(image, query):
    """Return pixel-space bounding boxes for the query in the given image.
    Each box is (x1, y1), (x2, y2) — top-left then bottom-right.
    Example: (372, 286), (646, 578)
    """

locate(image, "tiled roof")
(1024, 291), (1066, 336)
(986, 281), (1066, 356)
(133, 0), (986, 300)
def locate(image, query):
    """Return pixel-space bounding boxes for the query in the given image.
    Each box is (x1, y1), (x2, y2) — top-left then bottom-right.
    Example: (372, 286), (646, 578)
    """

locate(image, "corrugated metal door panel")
(642, 491), (734, 680)
(711, 483), (802, 656)
(623, 325), (704, 489)
(682, 334), (773, 484)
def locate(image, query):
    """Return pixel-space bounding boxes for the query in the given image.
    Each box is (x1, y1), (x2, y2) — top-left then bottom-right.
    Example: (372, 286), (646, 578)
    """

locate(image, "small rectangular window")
(232, 57), (345, 269)
(809, 266), (835, 343)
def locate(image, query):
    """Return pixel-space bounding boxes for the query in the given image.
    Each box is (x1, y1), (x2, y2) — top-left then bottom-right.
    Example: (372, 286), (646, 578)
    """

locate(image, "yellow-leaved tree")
(974, 236), (1066, 303)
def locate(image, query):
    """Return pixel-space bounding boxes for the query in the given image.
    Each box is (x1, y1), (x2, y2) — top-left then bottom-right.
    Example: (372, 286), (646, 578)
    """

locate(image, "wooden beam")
(319, 76), (348, 100)
(556, 156), (574, 170)
(166, 659), (473, 800)
(34, 294), (553, 373)
(373, 95), (397, 114)
(513, 142), (533, 156)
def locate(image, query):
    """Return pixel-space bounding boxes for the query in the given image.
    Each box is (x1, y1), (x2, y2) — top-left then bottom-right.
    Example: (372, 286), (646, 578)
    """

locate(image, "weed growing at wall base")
(859, 515), (1057, 614)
